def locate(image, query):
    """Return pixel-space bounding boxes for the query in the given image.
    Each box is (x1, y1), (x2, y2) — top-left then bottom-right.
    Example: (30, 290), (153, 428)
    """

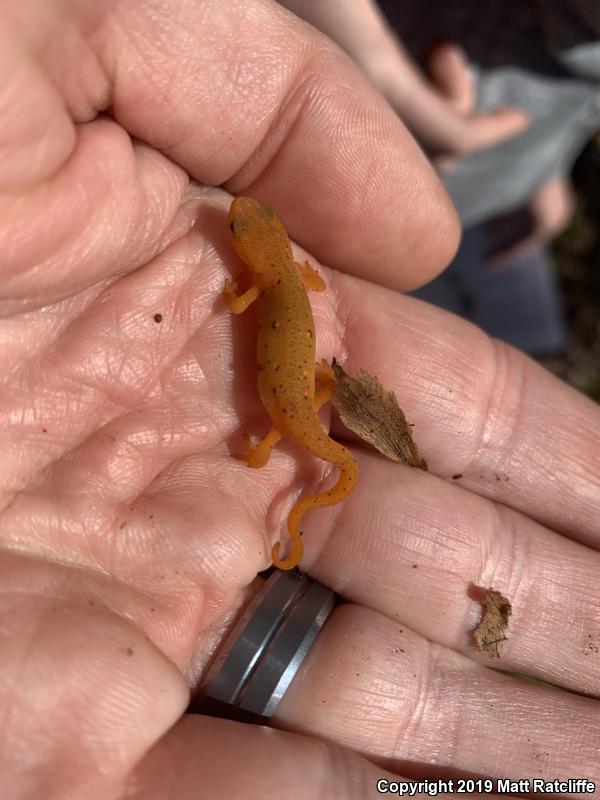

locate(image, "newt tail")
(272, 425), (358, 569)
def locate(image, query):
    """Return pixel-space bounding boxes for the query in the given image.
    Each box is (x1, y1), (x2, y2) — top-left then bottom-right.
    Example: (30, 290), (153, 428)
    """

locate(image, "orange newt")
(223, 197), (358, 570)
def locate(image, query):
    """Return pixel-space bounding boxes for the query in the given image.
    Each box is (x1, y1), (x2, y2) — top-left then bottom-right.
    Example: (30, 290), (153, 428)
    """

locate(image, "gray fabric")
(378, 0), (600, 225)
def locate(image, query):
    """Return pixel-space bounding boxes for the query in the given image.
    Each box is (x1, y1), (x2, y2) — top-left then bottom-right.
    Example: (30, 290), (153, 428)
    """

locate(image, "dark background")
(542, 133), (600, 402)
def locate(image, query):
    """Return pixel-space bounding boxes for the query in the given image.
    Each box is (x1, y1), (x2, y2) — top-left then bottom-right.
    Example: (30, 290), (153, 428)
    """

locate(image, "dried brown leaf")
(473, 588), (512, 659)
(331, 359), (427, 469)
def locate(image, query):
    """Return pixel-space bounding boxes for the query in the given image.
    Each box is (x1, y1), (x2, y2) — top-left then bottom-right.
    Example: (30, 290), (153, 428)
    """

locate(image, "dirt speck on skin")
(473, 587), (512, 659)
(331, 359), (427, 469)
(583, 634), (600, 656)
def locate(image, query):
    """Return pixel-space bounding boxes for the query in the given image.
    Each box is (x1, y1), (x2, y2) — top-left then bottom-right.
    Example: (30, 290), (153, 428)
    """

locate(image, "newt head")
(228, 196), (293, 284)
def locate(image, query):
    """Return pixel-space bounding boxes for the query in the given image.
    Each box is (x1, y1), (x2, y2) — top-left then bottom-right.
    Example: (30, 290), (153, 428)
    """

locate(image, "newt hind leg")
(232, 425), (283, 468)
(314, 358), (336, 409)
(297, 260), (325, 292)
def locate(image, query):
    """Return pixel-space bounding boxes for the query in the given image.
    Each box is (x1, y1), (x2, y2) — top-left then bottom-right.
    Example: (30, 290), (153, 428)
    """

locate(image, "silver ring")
(196, 569), (335, 723)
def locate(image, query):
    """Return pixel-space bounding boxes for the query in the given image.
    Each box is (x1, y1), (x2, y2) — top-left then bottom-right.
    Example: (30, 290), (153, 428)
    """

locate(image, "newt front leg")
(223, 278), (259, 314)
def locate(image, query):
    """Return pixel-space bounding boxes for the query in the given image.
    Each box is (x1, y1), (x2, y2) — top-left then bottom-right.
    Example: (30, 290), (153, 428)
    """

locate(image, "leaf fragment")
(473, 588), (512, 659)
(330, 359), (427, 469)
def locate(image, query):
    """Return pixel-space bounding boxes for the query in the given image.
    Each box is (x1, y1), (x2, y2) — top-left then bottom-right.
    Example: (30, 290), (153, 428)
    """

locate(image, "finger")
(528, 176), (576, 239)
(459, 106), (529, 153)
(427, 42), (474, 114)
(277, 603), (600, 782)
(487, 178), (575, 266)
(284, 605), (600, 780)
(309, 451), (600, 697)
(330, 272), (600, 546)
(0, 0), (193, 314)
(0, 118), (192, 315)
(2, 0), (458, 316)
(0, 550), (188, 799)
(124, 714), (419, 800)
(105, 0), (458, 289)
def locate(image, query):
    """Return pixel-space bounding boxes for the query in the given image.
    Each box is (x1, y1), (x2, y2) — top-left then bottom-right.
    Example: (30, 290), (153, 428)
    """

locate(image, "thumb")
(427, 41), (474, 114)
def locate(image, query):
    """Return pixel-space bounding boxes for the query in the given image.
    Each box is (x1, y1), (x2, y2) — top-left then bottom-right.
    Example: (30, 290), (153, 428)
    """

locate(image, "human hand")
(2, 2), (600, 800)
(406, 41), (530, 170)
(1, 0), (455, 795)
(278, 2), (529, 169)
(486, 175), (576, 265)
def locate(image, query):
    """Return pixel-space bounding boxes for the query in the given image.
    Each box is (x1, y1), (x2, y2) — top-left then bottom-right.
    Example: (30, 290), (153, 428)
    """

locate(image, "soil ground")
(542, 134), (600, 402)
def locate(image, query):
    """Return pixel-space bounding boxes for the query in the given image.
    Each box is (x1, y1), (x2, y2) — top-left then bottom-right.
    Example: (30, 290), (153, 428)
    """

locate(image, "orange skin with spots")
(223, 197), (358, 570)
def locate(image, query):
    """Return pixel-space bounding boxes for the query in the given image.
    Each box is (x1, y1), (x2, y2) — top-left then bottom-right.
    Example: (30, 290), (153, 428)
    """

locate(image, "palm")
(2, 2), (600, 798)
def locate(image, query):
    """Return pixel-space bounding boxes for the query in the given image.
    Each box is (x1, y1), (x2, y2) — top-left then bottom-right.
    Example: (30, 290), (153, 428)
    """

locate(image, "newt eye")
(229, 218), (247, 237)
